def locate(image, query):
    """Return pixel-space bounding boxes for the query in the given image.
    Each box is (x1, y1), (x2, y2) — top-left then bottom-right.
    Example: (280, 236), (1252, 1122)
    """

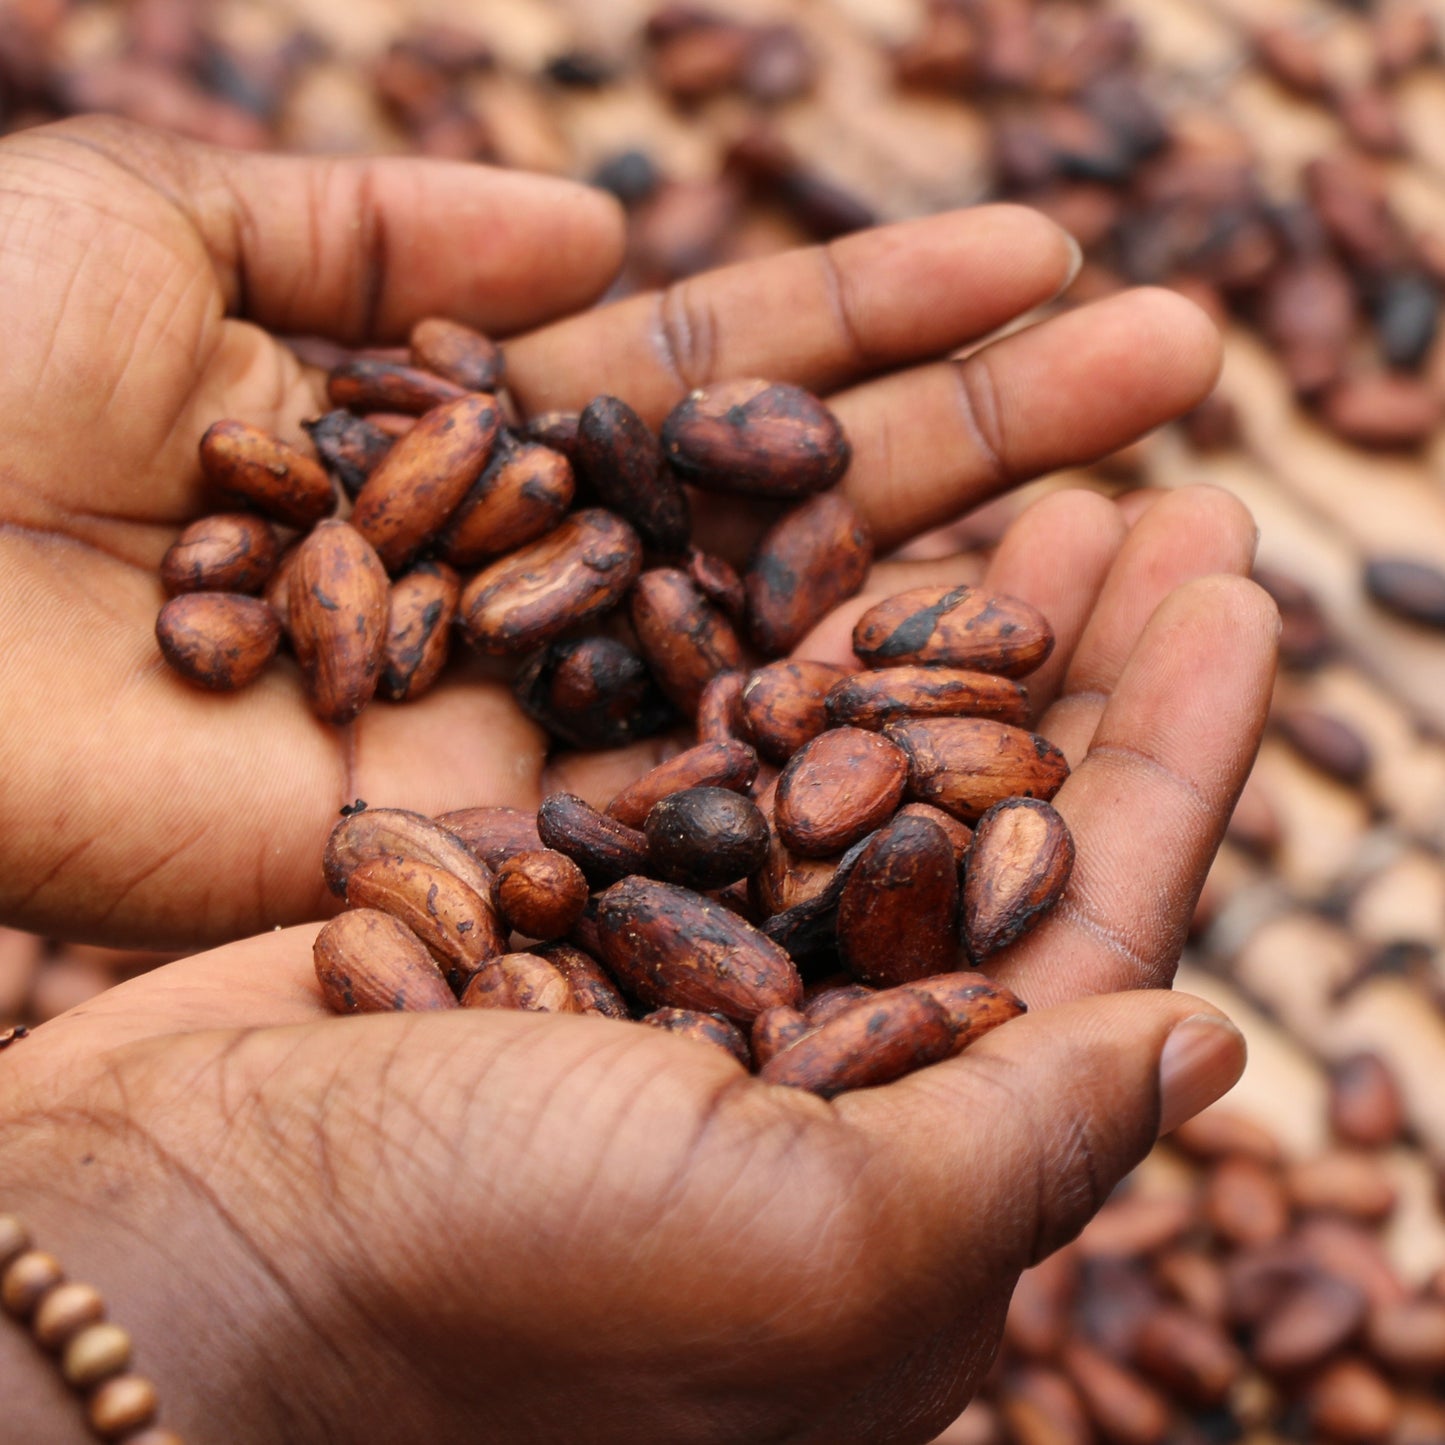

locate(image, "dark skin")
(0, 118), (1275, 1442)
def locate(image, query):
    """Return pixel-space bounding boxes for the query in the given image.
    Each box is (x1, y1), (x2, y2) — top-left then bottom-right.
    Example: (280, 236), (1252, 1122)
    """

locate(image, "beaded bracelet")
(0, 1213), (182, 1443)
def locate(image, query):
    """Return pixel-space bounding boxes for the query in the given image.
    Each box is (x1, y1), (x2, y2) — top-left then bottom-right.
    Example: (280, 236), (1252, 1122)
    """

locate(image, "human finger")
(992, 575), (1278, 1005)
(506, 206), (1079, 420)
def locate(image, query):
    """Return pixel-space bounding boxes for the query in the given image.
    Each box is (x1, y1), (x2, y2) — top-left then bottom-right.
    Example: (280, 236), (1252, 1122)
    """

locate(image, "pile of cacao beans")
(8, 2), (1445, 1437)
(944, 1064), (1445, 1445)
(147, 305), (1080, 1097)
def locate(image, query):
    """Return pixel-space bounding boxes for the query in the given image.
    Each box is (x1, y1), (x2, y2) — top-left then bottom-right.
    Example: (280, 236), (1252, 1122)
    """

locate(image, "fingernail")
(1158, 1014), (1247, 1137)
(1061, 232), (1083, 290)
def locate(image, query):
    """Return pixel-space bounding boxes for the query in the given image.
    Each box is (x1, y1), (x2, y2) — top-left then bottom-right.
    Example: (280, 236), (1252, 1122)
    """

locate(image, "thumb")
(835, 989), (1244, 1299)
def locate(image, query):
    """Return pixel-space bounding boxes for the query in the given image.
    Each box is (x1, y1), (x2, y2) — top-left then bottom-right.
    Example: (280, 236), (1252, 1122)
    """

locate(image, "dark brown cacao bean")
(741, 659), (851, 762)
(630, 566), (746, 716)
(825, 665), (1031, 731)
(886, 717), (1070, 823)
(513, 635), (674, 750)
(577, 394), (691, 553)
(852, 584), (1054, 677)
(438, 436), (575, 567)
(155, 592), (281, 691)
(774, 726), (909, 856)
(607, 740), (759, 828)
(459, 509), (643, 656)
(641, 1006), (750, 1065)
(660, 379), (850, 497)
(593, 876), (803, 1022)
(160, 513), (279, 596)
(537, 793), (650, 885)
(327, 357), (468, 414)
(745, 491), (873, 656)
(380, 561), (459, 702)
(644, 786), (770, 890)
(837, 812), (960, 985)
(302, 410), (394, 499)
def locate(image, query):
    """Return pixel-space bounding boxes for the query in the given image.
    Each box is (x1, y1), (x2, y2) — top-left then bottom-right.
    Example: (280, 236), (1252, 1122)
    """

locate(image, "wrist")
(0, 1051), (346, 1445)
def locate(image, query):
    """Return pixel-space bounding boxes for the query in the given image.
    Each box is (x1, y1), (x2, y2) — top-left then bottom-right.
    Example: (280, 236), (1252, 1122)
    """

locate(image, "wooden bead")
(0, 1213), (30, 1270)
(0, 1249), (63, 1318)
(87, 1374), (157, 1439)
(32, 1280), (105, 1349)
(62, 1320), (131, 1387)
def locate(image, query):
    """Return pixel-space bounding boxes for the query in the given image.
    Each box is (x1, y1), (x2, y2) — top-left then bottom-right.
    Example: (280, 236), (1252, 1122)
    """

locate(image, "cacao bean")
(741, 659), (851, 762)
(644, 786), (770, 890)
(745, 490), (873, 656)
(593, 876), (803, 1022)
(837, 812), (959, 985)
(349, 393), (499, 572)
(522, 411), (582, 462)
(1328, 1053), (1405, 1148)
(1252, 1271), (1368, 1376)
(641, 1007), (750, 1065)
(438, 435), (575, 567)
(686, 548), (746, 622)
(537, 793), (650, 885)
(323, 807), (495, 902)
(1129, 1307), (1243, 1405)
(757, 982), (955, 1096)
(1061, 1340), (1171, 1445)
(1362, 555), (1445, 628)
(1284, 1151), (1397, 1223)
(895, 802), (973, 865)
(160, 513), (279, 596)
(696, 669), (749, 746)
(825, 665), (1031, 731)
(288, 519), (390, 724)
(886, 717), (1069, 823)
(345, 854), (505, 991)
(774, 726), (909, 856)
(660, 378), (849, 497)
(513, 635), (674, 750)
(302, 410), (393, 499)
(380, 561), (459, 702)
(1301, 1358), (1398, 1440)
(436, 807), (543, 871)
(576, 394), (691, 553)
(459, 509), (643, 656)
(750, 1004), (811, 1067)
(155, 592), (281, 691)
(1204, 1156), (1291, 1248)
(409, 316), (504, 392)
(758, 971), (1021, 1097)
(327, 357), (468, 415)
(752, 836), (841, 918)
(802, 983), (875, 1025)
(460, 952), (581, 1013)
(607, 740), (759, 828)
(852, 584), (1054, 677)
(314, 909), (456, 1013)
(630, 567), (745, 715)
(494, 849), (590, 939)
(962, 798), (1075, 959)
(198, 420), (336, 528)
(534, 942), (631, 1020)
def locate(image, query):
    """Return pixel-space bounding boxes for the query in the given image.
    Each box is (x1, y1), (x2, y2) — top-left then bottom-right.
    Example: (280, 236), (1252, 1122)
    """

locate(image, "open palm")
(1, 114), (1231, 951)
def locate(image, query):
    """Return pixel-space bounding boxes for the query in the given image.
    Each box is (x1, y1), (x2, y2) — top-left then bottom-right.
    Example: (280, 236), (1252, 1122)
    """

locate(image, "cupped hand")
(0, 477), (1277, 1442)
(0, 115), (1223, 949)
